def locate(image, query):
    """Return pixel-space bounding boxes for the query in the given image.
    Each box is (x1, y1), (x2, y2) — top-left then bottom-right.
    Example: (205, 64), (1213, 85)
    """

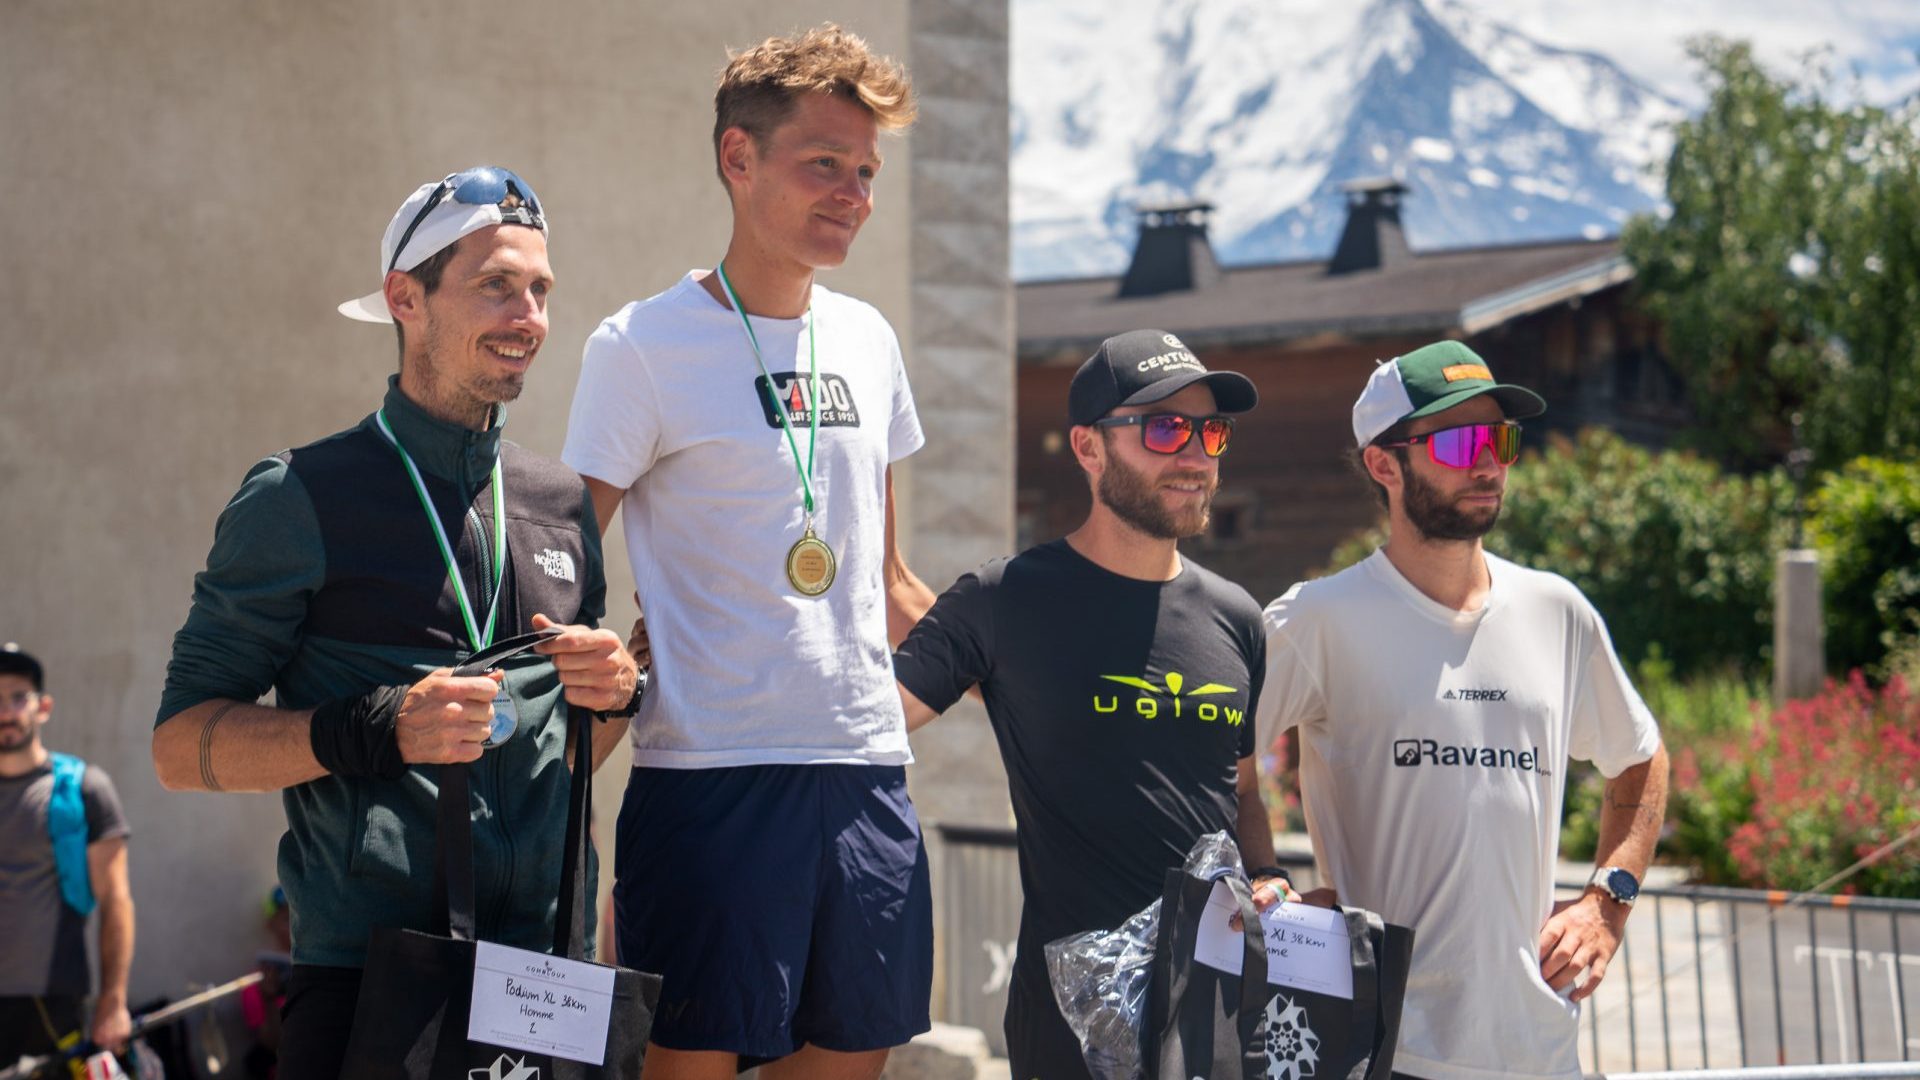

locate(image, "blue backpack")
(47, 752), (95, 917)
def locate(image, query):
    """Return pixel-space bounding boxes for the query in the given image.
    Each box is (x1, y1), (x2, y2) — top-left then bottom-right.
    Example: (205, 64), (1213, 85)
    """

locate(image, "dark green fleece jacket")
(160, 378), (605, 967)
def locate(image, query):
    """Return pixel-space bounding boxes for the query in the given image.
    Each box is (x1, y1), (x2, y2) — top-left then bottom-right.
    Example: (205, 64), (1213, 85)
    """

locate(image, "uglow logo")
(1095, 672), (1242, 725)
(1393, 738), (1552, 775)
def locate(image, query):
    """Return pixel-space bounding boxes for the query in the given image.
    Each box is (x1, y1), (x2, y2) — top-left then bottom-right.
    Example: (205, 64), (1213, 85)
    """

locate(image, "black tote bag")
(1146, 868), (1414, 1080)
(339, 706), (660, 1079)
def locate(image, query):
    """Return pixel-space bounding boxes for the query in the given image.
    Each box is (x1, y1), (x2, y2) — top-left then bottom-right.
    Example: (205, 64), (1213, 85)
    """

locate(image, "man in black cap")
(0, 644), (135, 1063)
(893, 330), (1299, 1080)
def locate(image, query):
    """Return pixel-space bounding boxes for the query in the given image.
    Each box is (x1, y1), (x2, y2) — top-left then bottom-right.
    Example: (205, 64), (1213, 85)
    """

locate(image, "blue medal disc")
(484, 685), (519, 748)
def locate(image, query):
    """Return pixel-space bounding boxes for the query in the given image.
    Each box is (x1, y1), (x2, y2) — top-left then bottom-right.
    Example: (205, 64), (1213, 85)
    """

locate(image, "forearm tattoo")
(198, 702), (241, 791)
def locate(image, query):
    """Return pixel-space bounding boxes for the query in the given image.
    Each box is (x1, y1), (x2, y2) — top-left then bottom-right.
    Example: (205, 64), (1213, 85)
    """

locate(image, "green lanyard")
(375, 409), (506, 651)
(716, 262), (819, 516)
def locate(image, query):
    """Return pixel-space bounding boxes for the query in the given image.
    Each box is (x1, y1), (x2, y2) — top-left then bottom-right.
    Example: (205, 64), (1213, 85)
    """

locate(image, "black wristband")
(310, 685), (409, 780)
(599, 670), (648, 721)
(1248, 865), (1293, 885)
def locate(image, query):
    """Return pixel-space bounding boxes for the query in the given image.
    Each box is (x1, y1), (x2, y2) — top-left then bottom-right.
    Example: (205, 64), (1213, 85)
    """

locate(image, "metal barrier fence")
(933, 823), (1920, 1075)
(1568, 881), (1920, 1075)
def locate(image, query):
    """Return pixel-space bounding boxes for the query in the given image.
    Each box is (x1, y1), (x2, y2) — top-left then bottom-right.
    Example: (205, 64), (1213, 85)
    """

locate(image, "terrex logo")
(755, 371), (861, 428)
(1392, 738), (1551, 775)
(1440, 687), (1508, 701)
(1094, 671), (1242, 724)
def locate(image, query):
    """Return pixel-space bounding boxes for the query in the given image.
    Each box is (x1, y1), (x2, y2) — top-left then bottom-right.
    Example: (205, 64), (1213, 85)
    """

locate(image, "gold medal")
(786, 521), (837, 595)
(717, 263), (839, 599)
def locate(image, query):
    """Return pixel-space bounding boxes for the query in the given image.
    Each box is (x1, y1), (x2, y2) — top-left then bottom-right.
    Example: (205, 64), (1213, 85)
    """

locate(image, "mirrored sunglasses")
(1093, 412), (1235, 457)
(1384, 422), (1522, 469)
(389, 166), (546, 273)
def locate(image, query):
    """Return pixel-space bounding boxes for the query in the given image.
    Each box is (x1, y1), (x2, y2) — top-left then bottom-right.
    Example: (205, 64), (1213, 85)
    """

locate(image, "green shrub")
(1808, 457), (1920, 676)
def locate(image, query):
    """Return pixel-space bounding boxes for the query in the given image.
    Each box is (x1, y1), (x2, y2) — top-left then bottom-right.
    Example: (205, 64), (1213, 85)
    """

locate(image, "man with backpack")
(0, 643), (135, 1062)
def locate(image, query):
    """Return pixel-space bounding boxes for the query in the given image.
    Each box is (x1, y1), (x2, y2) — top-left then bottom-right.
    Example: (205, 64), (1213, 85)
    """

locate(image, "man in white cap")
(154, 166), (640, 1080)
(1255, 340), (1669, 1080)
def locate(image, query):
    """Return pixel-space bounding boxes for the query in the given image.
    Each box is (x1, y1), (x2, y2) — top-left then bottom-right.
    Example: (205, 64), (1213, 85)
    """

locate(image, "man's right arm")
(155, 457), (501, 791)
(155, 672), (507, 792)
(893, 570), (995, 734)
(584, 476), (623, 540)
(153, 700), (324, 792)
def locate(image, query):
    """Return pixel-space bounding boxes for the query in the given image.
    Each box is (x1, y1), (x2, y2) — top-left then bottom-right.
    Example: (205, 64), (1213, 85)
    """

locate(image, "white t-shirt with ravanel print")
(562, 272), (924, 768)
(1256, 549), (1660, 1080)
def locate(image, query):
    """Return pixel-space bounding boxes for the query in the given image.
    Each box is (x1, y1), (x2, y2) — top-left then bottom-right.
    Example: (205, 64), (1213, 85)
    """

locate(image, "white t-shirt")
(562, 272), (924, 768)
(1257, 549), (1660, 1080)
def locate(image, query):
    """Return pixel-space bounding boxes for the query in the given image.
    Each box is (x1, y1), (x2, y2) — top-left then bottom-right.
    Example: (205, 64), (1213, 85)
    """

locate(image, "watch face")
(1606, 868), (1640, 903)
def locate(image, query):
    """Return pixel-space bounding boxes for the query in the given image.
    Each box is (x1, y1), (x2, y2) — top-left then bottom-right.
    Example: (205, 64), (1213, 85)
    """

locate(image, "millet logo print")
(1093, 671), (1242, 724)
(755, 372), (861, 428)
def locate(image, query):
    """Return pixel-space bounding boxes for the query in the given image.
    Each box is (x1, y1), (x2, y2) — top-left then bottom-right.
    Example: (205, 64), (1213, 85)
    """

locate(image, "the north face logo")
(1260, 993), (1321, 1079)
(533, 548), (575, 583)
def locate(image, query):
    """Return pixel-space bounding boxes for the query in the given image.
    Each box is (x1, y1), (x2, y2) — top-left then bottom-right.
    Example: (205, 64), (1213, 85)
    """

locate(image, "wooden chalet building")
(1015, 179), (1689, 602)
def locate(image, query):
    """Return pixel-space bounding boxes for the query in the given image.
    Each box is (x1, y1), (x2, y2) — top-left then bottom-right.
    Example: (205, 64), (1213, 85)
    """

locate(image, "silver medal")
(483, 683), (520, 748)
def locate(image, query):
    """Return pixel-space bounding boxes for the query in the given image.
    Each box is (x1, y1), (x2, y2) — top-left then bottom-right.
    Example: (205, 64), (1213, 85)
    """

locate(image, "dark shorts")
(0, 994), (82, 1060)
(277, 965), (362, 1080)
(613, 763), (933, 1063)
(1005, 964), (1090, 1080)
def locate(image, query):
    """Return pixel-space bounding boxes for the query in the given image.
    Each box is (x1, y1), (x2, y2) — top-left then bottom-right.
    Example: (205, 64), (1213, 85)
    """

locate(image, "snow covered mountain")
(1010, 0), (1686, 280)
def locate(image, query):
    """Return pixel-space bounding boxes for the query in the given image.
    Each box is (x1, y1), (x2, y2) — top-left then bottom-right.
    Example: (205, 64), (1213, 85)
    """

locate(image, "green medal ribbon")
(716, 262), (819, 516)
(374, 409), (506, 651)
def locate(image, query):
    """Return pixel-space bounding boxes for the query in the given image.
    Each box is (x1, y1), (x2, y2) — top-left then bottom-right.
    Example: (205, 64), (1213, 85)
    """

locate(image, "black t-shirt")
(894, 539), (1265, 988)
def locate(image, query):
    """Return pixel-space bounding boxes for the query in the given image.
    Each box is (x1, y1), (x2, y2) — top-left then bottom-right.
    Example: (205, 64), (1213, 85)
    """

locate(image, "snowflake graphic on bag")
(1260, 993), (1322, 1080)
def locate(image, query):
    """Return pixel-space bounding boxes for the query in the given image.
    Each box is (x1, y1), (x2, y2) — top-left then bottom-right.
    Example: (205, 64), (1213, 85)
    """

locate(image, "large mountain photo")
(1012, 0), (1686, 279)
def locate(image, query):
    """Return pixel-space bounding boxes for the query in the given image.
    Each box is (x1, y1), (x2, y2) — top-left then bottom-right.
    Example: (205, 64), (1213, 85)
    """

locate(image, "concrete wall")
(1, 0), (1017, 1005)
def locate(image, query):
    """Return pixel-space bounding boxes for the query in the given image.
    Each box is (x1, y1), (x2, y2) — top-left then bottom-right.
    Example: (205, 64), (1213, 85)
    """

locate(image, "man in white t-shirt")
(560, 25), (933, 1080)
(1254, 341), (1670, 1080)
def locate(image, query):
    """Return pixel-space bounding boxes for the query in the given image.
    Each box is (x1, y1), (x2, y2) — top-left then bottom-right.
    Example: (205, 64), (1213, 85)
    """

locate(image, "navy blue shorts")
(613, 763), (933, 1062)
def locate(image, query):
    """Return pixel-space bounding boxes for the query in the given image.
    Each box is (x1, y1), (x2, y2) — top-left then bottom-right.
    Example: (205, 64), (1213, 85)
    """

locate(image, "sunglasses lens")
(449, 167), (542, 216)
(1200, 419), (1233, 457)
(1490, 423), (1521, 464)
(1427, 424), (1521, 468)
(1427, 426), (1480, 468)
(1141, 414), (1193, 455)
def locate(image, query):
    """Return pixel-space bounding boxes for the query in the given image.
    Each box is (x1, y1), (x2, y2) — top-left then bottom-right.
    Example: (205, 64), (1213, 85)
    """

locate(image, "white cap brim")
(337, 180), (537, 324)
(338, 289), (393, 323)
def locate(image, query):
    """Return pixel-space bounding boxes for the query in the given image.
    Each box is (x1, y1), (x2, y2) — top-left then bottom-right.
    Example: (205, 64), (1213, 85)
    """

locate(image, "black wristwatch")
(1588, 866), (1640, 906)
(599, 670), (648, 721)
(1248, 865), (1293, 886)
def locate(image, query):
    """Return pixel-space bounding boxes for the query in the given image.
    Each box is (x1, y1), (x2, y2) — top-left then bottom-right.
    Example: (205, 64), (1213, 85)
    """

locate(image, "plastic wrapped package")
(1043, 831), (1246, 1080)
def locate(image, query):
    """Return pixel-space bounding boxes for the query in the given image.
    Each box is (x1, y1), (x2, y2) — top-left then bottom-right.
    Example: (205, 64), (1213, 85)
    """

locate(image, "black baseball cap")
(1068, 329), (1258, 425)
(0, 643), (43, 691)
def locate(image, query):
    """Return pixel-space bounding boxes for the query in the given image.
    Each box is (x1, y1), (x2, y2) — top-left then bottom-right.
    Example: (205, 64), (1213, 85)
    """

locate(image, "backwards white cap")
(338, 167), (548, 323)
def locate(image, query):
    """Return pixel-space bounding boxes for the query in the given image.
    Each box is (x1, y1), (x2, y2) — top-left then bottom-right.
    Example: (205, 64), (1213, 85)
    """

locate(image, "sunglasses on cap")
(1382, 422), (1523, 469)
(1092, 412), (1235, 458)
(389, 166), (546, 273)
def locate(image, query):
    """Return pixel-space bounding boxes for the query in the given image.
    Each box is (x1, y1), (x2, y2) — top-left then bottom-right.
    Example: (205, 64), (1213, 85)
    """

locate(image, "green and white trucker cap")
(1351, 341), (1546, 447)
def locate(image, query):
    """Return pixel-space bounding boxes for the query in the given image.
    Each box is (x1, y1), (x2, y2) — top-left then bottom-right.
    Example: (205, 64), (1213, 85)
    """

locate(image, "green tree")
(1624, 39), (1920, 469)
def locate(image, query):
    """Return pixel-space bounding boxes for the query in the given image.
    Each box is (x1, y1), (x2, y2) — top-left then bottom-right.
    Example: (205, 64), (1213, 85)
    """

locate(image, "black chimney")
(1117, 202), (1220, 298)
(1328, 178), (1411, 275)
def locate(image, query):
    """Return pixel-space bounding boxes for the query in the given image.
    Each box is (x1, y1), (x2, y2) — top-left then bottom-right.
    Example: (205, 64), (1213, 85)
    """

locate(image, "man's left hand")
(532, 614), (639, 712)
(1538, 890), (1628, 1002)
(91, 996), (132, 1054)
